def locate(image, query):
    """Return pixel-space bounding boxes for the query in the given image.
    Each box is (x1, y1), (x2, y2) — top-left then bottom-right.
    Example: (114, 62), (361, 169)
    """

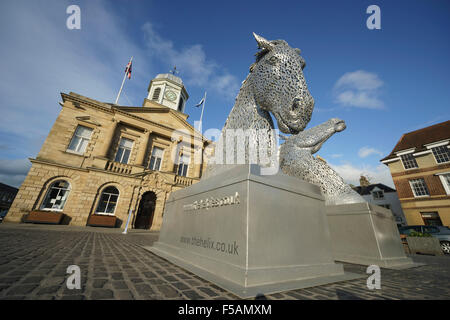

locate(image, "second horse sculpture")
(204, 32), (364, 205)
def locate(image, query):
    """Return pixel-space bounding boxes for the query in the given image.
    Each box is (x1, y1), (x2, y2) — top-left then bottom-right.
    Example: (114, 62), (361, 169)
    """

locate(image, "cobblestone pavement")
(0, 223), (449, 300)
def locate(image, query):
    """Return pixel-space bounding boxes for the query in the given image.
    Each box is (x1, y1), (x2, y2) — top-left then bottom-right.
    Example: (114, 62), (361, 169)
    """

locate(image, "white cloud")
(333, 70), (384, 109)
(358, 146), (383, 158)
(329, 161), (394, 188)
(141, 23), (239, 99)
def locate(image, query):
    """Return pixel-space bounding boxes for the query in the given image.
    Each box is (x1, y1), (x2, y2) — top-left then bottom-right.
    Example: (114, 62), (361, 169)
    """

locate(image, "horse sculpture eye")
(268, 56), (278, 64)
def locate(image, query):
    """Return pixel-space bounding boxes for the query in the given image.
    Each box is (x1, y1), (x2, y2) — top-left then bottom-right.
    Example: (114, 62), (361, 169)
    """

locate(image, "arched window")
(95, 186), (119, 215)
(41, 180), (71, 211)
(152, 88), (161, 101)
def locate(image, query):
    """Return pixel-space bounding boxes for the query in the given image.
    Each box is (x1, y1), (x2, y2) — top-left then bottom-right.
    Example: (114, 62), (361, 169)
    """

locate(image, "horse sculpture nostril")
(291, 99), (301, 112)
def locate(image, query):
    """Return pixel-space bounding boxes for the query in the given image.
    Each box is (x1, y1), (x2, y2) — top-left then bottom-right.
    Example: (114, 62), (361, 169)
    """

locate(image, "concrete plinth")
(145, 165), (361, 298)
(326, 203), (419, 269)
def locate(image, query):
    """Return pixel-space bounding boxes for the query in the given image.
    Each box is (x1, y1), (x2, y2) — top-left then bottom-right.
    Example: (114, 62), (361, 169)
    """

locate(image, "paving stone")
(171, 281), (190, 291)
(91, 289), (114, 300)
(115, 290), (134, 300)
(7, 284), (38, 295)
(37, 285), (60, 295)
(22, 276), (45, 284)
(198, 287), (219, 297)
(182, 290), (205, 300)
(92, 279), (108, 288)
(1, 224), (449, 301)
(61, 295), (85, 300)
(157, 285), (181, 298)
(112, 281), (129, 290)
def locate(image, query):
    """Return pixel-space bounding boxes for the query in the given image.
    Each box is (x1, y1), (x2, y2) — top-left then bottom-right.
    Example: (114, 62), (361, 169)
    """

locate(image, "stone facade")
(381, 120), (450, 227)
(5, 76), (210, 230)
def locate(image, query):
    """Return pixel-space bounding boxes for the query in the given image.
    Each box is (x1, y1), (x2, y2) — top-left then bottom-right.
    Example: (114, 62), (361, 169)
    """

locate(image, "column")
(97, 119), (117, 158)
(167, 138), (179, 173)
(136, 130), (151, 166)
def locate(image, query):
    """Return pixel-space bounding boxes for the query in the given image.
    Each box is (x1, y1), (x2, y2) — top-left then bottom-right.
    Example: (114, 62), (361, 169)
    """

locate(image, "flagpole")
(199, 91), (206, 131)
(115, 56), (133, 105)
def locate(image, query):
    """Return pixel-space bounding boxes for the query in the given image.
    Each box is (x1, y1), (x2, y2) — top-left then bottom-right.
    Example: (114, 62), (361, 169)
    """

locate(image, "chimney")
(359, 175), (370, 187)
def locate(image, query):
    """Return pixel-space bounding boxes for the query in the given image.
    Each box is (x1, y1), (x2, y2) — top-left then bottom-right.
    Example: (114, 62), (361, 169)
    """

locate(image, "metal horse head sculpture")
(248, 33), (314, 134)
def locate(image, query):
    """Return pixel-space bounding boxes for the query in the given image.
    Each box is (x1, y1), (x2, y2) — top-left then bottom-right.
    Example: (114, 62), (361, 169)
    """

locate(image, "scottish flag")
(194, 97), (205, 108)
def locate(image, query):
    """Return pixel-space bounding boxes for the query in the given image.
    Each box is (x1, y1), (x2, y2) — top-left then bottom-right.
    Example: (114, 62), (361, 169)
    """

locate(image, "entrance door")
(134, 192), (156, 229)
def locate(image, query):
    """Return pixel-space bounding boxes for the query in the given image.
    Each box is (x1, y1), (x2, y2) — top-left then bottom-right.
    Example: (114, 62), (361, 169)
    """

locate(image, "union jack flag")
(125, 60), (132, 79)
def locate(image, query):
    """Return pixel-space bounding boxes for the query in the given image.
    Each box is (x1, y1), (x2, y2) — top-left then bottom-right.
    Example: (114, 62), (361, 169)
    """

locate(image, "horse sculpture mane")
(203, 33), (364, 205)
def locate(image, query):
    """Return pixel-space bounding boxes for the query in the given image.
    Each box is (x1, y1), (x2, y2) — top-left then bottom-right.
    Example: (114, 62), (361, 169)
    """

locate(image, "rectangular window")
(420, 212), (443, 226)
(114, 138), (133, 164)
(438, 173), (450, 195)
(177, 154), (190, 177)
(401, 153), (418, 169)
(149, 147), (164, 171)
(67, 125), (93, 154)
(409, 178), (430, 197)
(372, 190), (384, 200)
(432, 145), (450, 164)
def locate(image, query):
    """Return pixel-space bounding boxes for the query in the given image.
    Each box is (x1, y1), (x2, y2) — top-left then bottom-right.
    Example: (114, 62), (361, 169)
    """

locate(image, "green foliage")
(409, 231), (432, 237)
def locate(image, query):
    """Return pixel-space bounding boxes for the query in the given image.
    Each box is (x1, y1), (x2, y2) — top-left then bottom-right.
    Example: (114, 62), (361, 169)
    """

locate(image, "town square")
(0, 0), (449, 314)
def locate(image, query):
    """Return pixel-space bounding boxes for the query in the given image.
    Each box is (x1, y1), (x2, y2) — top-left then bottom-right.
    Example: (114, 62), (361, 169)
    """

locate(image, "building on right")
(381, 120), (450, 227)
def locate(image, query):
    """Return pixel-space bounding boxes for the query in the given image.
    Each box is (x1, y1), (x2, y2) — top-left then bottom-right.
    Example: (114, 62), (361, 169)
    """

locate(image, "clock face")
(164, 90), (177, 101)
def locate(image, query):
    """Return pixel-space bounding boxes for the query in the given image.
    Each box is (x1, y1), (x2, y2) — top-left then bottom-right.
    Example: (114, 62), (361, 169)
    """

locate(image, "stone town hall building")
(5, 73), (210, 230)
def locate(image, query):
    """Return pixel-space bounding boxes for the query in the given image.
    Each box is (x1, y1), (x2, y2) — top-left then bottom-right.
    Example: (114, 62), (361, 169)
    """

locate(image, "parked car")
(398, 225), (450, 254)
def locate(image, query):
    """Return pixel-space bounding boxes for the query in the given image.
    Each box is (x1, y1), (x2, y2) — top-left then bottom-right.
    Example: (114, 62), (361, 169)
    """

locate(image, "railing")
(105, 160), (133, 175)
(174, 175), (195, 186)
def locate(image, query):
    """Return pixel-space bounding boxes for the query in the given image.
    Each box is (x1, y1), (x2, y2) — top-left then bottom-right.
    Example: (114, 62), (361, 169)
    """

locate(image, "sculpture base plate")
(146, 165), (363, 298)
(326, 203), (421, 269)
(147, 243), (362, 298)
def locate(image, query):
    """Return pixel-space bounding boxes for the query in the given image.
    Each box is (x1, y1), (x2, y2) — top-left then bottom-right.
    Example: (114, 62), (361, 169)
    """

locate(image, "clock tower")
(144, 72), (189, 113)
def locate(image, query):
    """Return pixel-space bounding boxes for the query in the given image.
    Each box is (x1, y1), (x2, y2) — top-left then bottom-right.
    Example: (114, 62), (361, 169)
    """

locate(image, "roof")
(0, 182), (19, 193)
(352, 183), (396, 195)
(381, 120), (450, 161)
(155, 73), (183, 85)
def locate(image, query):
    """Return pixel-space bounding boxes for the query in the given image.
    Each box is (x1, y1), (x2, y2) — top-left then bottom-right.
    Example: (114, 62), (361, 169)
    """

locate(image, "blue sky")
(0, 0), (449, 187)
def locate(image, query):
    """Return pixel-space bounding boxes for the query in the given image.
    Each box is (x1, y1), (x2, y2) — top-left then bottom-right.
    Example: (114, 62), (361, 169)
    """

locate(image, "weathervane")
(170, 66), (179, 75)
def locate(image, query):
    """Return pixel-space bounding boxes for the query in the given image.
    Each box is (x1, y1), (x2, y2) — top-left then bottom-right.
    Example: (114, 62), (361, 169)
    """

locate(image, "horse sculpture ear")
(253, 32), (274, 51)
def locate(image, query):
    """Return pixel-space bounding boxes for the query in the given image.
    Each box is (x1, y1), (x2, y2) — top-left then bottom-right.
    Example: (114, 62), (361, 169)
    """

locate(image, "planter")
(87, 214), (117, 228)
(25, 210), (64, 224)
(406, 236), (443, 256)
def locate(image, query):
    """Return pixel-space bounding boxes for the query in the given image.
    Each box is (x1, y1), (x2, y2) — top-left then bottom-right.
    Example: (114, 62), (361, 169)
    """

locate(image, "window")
(420, 212), (443, 226)
(177, 97), (184, 112)
(95, 186), (119, 215)
(423, 226), (440, 234)
(401, 153), (418, 169)
(115, 138), (133, 164)
(409, 178), (430, 197)
(438, 173), (450, 195)
(67, 125), (93, 154)
(177, 153), (190, 177)
(152, 88), (161, 101)
(372, 190), (384, 200)
(432, 145), (450, 164)
(149, 147), (164, 171)
(41, 180), (71, 211)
